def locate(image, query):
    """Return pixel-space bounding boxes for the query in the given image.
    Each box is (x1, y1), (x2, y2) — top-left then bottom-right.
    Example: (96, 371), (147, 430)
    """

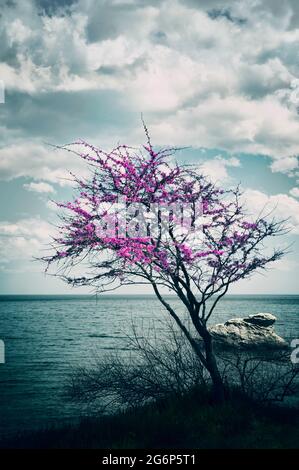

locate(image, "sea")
(0, 294), (298, 438)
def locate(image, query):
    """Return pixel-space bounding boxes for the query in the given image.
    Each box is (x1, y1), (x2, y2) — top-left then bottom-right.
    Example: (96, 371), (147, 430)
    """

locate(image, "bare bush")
(67, 319), (299, 411)
(218, 349), (299, 403)
(67, 319), (208, 412)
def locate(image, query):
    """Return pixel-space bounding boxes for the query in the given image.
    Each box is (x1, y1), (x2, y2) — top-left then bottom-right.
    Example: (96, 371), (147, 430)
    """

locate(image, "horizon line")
(0, 293), (298, 297)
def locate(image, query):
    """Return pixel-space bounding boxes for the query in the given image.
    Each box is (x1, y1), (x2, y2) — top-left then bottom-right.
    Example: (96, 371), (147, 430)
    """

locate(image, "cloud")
(0, 217), (55, 268)
(1, 0), (299, 291)
(290, 187), (299, 198)
(45, 200), (59, 211)
(200, 155), (240, 183)
(243, 189), (299, 235)
(0, 142), (88, 185)
(23, 181), (55, 193)
(149, 95), (299, 169)
(1, 0), (299, 183)
(271, 156), (299, 174)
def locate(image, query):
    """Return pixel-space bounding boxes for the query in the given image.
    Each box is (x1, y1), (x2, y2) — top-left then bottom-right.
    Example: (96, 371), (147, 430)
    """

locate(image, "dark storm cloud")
(86, 2), (140, 42)
(181, 0), (299, 29)
(256, 0), (299, 28)
(34, 0), (77, 16)
(208, 8), (247, 25)
(182, 0), (241, 13)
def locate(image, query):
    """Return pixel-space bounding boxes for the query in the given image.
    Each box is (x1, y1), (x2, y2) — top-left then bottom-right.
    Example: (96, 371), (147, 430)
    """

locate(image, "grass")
(1, 388), (299, 449)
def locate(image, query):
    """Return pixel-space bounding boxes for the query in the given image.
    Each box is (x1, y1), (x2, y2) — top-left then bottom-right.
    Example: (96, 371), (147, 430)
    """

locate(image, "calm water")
(0, 294), (298, 437)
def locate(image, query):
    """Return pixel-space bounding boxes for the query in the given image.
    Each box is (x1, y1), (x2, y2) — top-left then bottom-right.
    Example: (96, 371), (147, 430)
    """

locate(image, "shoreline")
(1, 389), (299, 449)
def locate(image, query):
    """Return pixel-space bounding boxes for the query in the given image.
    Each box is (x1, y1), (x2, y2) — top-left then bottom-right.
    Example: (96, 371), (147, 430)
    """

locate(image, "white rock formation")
(209, 313), (288, 349)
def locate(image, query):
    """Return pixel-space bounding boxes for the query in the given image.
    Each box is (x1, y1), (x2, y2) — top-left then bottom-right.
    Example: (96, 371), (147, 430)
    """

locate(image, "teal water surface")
(0, 295), (298, 437)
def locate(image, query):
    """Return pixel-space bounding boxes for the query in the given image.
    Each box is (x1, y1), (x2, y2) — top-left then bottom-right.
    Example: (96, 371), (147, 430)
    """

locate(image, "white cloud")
(271, 156), (299, 174)
(290, 187), (299, 198)
(0, 218), (55, 267)
(46, 200), (59, 211)
(200, 155), (240, 183)
(86, 35), (144, 71)
(149, 95), (299, 164)
(23, 181), (55, 193)
(243, 189), (299, 235)
(0, 142), (88, 185)
(1, 0), (299, 178)
(7, 18), (33, 44)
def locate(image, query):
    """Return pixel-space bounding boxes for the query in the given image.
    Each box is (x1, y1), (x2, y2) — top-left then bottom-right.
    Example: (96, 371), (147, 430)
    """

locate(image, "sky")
(0, 0), (298, 295)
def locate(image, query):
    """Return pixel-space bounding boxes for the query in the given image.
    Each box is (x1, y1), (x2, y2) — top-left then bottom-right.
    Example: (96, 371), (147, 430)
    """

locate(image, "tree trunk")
(202, 330), (226, 404)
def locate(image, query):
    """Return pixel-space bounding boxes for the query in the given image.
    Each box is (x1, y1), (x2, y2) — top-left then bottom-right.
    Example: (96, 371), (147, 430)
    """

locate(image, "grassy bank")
(1, 388), (299, 449)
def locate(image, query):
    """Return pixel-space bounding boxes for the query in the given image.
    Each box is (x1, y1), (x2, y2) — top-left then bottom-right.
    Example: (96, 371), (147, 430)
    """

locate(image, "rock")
(244, 313), (276, 327)
(209, 313), (288, 350)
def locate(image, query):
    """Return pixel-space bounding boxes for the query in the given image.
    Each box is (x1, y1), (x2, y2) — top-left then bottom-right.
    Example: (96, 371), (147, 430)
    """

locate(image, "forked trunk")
(206, 351), (225, 403)
(202, 330), (226, 404)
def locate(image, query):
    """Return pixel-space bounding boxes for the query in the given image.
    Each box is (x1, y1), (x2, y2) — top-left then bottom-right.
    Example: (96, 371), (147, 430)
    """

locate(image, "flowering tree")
(43, 127), (286, 402)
